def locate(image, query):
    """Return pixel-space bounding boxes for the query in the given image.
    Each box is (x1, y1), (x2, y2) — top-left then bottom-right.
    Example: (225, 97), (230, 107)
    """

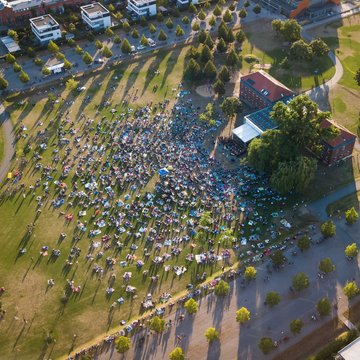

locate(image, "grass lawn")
(326, 190), (360, 215)
(0, 126), (4, 162)
(0, 44), (287, 360)
(309, 14), (360, 131)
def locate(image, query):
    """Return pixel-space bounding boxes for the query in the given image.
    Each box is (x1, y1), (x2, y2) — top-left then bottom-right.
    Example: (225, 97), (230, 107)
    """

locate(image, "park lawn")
(309, 14), (360, 131)
(241, 21), (335, 92)
(0, 126), (3, 162)
(326, 190), (360, 215)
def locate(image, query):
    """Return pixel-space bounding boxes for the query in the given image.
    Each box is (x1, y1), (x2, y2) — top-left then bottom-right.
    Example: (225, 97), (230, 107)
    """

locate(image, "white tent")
(232, 123), (261, 144)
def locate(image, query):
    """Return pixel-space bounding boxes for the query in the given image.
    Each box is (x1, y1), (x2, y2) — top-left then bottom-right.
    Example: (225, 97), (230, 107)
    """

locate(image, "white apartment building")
(80, 2), (111, 30)
(127, 0), (157, 18)
(176, 0), (198, 8)
(30, 14), (61, 44)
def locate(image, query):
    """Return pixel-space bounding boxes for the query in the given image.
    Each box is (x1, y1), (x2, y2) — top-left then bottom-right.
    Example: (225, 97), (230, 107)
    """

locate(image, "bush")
(34, 57), (43, 66)
(321, 220), (336, 238)
(214, 280), (230, 296)
(13, 62), (22, 72)
(204, 327), (219, 342)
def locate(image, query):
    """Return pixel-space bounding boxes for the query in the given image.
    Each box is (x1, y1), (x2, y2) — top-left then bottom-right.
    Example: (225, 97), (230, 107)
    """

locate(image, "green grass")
(326, 190), (360, 215)
(332, 97), (347, 113)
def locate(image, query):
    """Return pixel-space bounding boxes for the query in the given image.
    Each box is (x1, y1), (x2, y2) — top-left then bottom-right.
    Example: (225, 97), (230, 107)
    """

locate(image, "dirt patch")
(253, 63), (272, 70)
(195, 84), (215, 98)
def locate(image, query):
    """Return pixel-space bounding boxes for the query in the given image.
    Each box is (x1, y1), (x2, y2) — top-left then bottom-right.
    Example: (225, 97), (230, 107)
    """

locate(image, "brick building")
(240, 70), (294, 110)
(320, 119), (357, 165)
(0, 0), (90, 27)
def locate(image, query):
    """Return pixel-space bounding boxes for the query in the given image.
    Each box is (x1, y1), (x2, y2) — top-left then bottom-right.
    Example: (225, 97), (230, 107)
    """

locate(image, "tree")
(189, 3), (197, 13)
(204, 34), (214, 49)
(192, 22), (200, 31)
(48, 40), (59, 54)
(63, 58), (72, 70)
(200, 44), (213, 63)
(319, 257), (335, 273)
(66, 78), (78, 91)
(115, 336), (130, 354)
(354, 68), (360, 86)
(310, 38), (329, 57)
(131, 29), (139, 38)
(158, 29), (167, 41)
(169, 347), (185, 360)
(184, 59), (201, 80)
(209, 15), (216, 27)
(218, 65), (230, 83)
(123, 21), (130, 33)
(140, 35), (149, 46)
(198, 29), (207, 43)
(6, 53), (16, 64)
(149, 23), (157, 33)
(265, 291), (281, 308)
(114, 35), (121, 44)
(289, 319), (303, 334)
(227, 48), (240, 67)
(272, 19), (283, 36)
(182, 16), (190, 25)
(55, 52), (65, 61)
(102, 46), (113, 58)
(244, 266), (257, 281)
(297, 236), (311, 251)
(244, 0), (250, 6)
(239, 8), (247, 18)
(216, 38), (227, 53)
(184, 298), (198, 315)
(42, 67), (50, 75)
(199, 103), (215, 126)
(236, 30), (246, 44)
(316, 297), (331, 316)
(223, 9), (233, 23)
(213, 5), (222, 17)
(13, 62), (22, 73)
(19, 71), (30, 83)
(253, 4), (261, 14)
(34, 57), (43, 66)
(271, 250), (285, 268)
(290, 40), (313, 61)
(204, 327), (219, 342)
(121, 38), (132, 54)
(345, 243), (359, 259)
(218, 22), (228, 41)
(149, 316), (166, 333)
(7, 29), (18, 42)
(215, 280), (230, 296)
(0, 76), (9, 90)
(140, 16), (147, 27)
(105, 27), (114, 37)
(198, 9), (206, 21)
(227, 28), (235, 43)
(292, 272), (309, 291)
(165, 18), (173, 29)
(75, 45), (84, 55)
(221, 97), (241, 117)
(82, 52), (93, 64)
(236, 307), (250, 324)
(345, 207), (359, 225)
(258, 337), (275, 354)
(175, 25), (185, 37)
(157, 12), (164, 22)
(344, 281), (360, 299)
(213, 79), (225, 96)
(271, 156), (318, 194)
(321, 220), (336, 238)
(27, 47), (36, 58)
(272, 19), (301, 42)
(203, 61), (217, 80)
(108, 3), (115, 12)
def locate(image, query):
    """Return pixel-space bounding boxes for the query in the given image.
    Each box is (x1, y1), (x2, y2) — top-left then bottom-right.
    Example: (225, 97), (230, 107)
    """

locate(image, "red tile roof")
(320, 119), (357, 148)
(240, 70), (294, 102)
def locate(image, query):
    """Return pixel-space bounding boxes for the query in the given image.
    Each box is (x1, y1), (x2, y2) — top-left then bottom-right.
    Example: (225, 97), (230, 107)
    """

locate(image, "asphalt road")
(0, 103), (14, 183)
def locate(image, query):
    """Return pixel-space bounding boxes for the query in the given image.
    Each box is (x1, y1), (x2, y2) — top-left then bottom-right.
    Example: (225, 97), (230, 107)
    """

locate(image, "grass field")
(310, 14), (360, 132)
(326, 190), (360, 215)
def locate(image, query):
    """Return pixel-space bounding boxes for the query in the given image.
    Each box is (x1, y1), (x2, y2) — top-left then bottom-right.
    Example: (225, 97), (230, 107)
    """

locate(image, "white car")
(95, 58), (105, 63)
(137, 45), (145, 51)
(77, 86), (86, 92)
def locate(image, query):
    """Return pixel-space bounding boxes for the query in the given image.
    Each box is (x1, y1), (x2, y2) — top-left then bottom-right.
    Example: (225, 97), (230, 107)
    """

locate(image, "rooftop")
(81, 2), (109, 15)
(241, 70), (294, 103)
(129, 0), (156, 6)
(338, 337), (360, 360)
(245, 105), (279, 132)
(0, 36), (20, 53)
(320, 119), (357, 148)
(30, 14), (59, 29)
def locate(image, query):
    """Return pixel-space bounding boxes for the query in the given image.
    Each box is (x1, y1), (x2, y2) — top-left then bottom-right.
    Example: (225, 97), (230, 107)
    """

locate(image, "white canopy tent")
(232, 123), (261, 144)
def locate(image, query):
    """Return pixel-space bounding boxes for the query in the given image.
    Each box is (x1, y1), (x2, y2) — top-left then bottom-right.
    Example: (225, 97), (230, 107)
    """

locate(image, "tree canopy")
(345, 207), (359, 225)
(169, 347), (185, 360)
(290, 319), (303, 334)
(292, 272), (310, 291)
(297, 236), (311, 251)
(221, 97), (241, 117)
(244, 266), (257, 281)
(184, 298), (198, 315)
(316, 297), (331, 316)
(115, 336), (130, 353)
(0, 76), (9, 90)
(204, 327), (219, 342)
(345, 243), (358, 259)
(319, 257), (335, 273)
(321, 220), (336, 238)
(215, 280), (230, 296)
(271, 19), (301, 42)
(344, 281), (360, 299)
(258, 337), (275, 354)
(149, 316), (166, 333)
(236, 307), (250, 323)
(355, 68), (360, 86)
(265, 291), (281, 308)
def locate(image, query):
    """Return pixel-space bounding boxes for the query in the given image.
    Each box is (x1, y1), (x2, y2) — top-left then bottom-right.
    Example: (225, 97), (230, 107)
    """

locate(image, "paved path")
(0, 103), (15, 183)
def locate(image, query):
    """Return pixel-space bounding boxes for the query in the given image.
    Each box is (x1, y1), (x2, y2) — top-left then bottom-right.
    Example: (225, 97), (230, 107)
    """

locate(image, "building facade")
(81, 2), (110, 30)
(126, 0), (156, 18)
(0, 0), (90, 27)
(240, 70), (294, 110)
(320, 119), (357, 165)
(30, 14), (61, 44)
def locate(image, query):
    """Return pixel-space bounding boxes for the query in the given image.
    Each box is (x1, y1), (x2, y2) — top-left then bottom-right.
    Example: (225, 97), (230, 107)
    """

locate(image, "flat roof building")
(0, 36), (20, 53)
(81, 2), (111, 30)
(127, 0), (157, 18)
(30, 14), (61, 44)
(337, 337), (360, 360)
